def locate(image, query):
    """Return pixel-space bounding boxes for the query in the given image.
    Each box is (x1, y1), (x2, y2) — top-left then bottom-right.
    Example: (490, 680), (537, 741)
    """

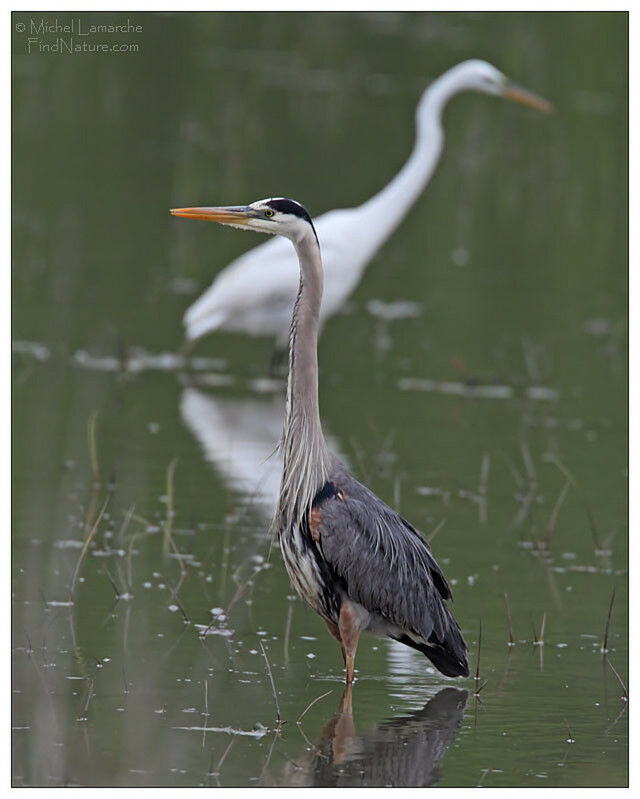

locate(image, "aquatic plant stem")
(503, 592), (514, 646)
(70, 495), (109, 597)
(602, 586), (616, 653)
(259, 641), (282, 727)
(163, 457), (178, 556)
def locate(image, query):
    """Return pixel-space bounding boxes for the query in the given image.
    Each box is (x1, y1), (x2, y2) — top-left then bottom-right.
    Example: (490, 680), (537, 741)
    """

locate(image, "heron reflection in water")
(182, 60), (550, 356)
(282, 686), (468, 787)
(171, 198), (468, 682)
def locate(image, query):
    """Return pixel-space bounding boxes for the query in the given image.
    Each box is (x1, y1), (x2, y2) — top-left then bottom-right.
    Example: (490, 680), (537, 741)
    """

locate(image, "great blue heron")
(182, 61), (549, 353)
(171, 197), (469, 683)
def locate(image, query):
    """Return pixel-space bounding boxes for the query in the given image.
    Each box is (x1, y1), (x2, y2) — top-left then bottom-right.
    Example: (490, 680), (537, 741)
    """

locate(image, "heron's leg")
(338, 602), (362, 685)
(324, 619), (346, 665)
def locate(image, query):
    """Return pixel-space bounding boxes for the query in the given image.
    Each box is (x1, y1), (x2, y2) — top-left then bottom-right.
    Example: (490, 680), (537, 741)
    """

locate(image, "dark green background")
(12, 11), (627, 787)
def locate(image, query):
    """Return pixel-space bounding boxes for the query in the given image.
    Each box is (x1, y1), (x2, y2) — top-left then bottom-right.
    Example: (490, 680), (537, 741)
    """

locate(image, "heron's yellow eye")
(264, 208), (275, 218)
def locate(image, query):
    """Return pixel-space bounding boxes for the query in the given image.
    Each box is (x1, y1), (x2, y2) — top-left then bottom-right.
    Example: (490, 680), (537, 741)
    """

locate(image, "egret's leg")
(177, 338), (195, 358)
(268, 345), (288, 377)
(338, 602), (362, 685)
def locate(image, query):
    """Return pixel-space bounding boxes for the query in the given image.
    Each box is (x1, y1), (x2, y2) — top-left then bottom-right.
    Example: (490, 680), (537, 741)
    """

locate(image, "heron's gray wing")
(312, 468), (456, 644)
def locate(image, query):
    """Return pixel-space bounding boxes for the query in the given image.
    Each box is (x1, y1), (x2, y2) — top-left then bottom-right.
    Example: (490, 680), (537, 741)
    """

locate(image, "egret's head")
(170, 197), (316, 243)
(450, 59), (551, 112)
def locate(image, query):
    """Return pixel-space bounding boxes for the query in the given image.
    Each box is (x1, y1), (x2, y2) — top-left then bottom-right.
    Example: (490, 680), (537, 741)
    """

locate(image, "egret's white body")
(185, 209), (364, 346)
(182, 60), (549, 348)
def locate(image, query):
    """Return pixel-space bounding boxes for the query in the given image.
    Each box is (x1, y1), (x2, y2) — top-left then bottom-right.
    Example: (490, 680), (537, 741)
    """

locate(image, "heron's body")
(183, 60), (549, 348)
(281, 458), (468, 677)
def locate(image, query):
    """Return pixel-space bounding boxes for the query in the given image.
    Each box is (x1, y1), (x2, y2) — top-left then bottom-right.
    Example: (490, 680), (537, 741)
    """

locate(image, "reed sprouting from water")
(601, 587), (616, 654)
(297, 690), (334, 724)
(478, 453), (490, 525)
(507, 440), (538, 536)
(550, 456), (603, 550)
(503, 592), (515, 646)
(77, 677), (95, 722)
(283, 601), (293, 666)
(88, 410), (100, 487)
(70, 495), (109, 597)
(531, 611), (546, 645)
(544, 480), (570, 549)
(473, 619), (487, 695)
(426, 517), (447, 544)
(162, 457), (178, 556)
(607, 660), (628, 701)
(259, 641), (283, 728)
(564, 718), (575, 744)
(103, 566), (121, 599)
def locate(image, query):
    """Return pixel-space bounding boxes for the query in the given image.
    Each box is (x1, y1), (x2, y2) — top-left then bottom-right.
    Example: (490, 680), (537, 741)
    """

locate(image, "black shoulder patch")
(266, 198), (313, 224)
(313, 481), (339, 507)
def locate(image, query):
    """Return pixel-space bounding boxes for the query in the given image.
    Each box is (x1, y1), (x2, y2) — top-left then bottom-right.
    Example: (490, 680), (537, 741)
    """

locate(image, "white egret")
(181, 60), (549, 353)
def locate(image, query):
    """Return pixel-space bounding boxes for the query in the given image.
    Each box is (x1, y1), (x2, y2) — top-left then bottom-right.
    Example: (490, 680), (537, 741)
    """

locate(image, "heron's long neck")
(279, 230), (332, 530)
(353, 74), (457, 256)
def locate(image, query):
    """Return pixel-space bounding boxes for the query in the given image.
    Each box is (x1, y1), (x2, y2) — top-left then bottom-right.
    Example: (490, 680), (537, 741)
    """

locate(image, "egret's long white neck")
(353, 66), (470, 260)
(278, 229), (331, 531)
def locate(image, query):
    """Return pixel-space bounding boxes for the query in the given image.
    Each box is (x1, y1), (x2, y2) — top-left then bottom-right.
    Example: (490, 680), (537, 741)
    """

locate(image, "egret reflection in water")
(282, 686), (468, 787)
(180, 386), (284, 517)
(180, 386), (343, 519)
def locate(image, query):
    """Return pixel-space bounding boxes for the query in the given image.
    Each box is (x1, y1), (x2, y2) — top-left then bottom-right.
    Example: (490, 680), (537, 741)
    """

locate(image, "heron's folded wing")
(313, 474), (454, 642)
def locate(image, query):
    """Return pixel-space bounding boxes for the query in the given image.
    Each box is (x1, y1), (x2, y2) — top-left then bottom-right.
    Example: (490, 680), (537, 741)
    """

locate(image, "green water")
(12, 11), (627, 787)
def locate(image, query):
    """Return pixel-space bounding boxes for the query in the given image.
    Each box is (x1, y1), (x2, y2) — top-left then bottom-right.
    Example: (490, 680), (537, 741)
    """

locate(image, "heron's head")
(170, 197), (316, 243)
(449, 59), (551, 112)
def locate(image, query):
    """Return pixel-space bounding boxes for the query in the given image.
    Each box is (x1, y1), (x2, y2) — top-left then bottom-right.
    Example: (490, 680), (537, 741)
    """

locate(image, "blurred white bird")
(182, 60), (549, 352)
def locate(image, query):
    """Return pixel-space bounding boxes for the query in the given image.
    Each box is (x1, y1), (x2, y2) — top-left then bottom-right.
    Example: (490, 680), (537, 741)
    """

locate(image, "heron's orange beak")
(503, 82), (552, 113)
(170, 206), (252, 225)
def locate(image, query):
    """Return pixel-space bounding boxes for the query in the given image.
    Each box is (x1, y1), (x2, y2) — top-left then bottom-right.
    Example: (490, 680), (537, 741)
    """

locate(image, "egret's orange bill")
(170, 206), (251, 224)
(503, 83), (552, 113)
